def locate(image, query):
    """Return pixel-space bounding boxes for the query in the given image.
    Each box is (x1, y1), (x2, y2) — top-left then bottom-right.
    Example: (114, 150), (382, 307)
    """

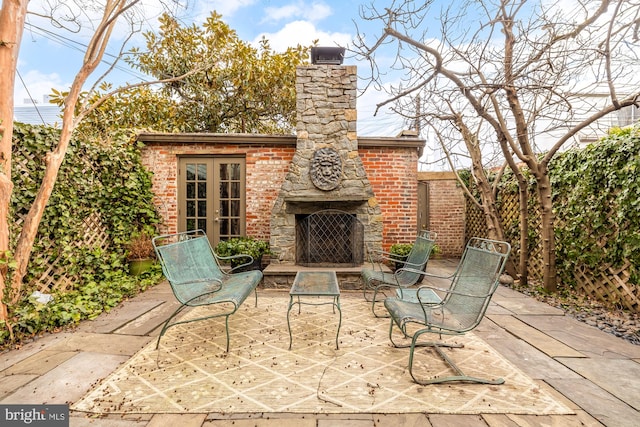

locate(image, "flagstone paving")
(1, 259), (638, 426)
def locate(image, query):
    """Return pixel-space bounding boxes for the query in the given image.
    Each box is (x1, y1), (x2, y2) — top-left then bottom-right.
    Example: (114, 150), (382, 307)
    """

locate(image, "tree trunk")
(10, 150), (68, 302)
(8, 0), (126, 297)
(0, 0), (29, 324)
(478, 185), (504, 241)
(9, 62), (91, 301)
(535, 172), (557, 292)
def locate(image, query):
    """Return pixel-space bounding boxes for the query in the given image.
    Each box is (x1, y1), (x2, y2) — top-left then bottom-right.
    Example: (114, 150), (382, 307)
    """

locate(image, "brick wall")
(246, 146), (295, 239)
(140, 141), (295, 239)
(417, 172), (465, 257)
(360, 147), (418, 250)
(140, 139), (421, 251)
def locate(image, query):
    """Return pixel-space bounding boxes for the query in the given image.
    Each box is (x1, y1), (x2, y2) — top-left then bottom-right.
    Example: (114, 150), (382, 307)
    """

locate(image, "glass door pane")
(215, 159), (245, 241)
(180, 160), (213, 234)
(178, 157), (246, 247)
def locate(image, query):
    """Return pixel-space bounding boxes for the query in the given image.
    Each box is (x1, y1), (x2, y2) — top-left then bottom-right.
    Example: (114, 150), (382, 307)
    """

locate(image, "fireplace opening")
(295, 209), (364, 267)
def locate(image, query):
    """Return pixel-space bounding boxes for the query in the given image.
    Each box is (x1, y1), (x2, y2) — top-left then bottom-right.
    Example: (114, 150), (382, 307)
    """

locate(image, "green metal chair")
(152, 230), (262, 352)
(362, 230), (437, 317)
(384, 237), (511, 385)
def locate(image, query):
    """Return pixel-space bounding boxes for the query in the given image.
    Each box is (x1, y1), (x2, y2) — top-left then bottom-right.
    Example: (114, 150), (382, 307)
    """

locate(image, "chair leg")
(155, 303), (189, 349)
(388, 317), (413, 346)
(156, 301), (235, 353)
(363, 280), (379, 302)
(363, 282), (371, 301)
(371, 286), (391, 318)
(224, 314), (230, 352)
(407, 330), (505, 385)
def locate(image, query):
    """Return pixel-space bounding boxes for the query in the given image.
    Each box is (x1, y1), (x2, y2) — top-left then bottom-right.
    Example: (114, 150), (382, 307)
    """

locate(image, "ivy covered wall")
(463, 126), (639, 311)
(1, 123), (162, 347)
(550, 126), (640, 308)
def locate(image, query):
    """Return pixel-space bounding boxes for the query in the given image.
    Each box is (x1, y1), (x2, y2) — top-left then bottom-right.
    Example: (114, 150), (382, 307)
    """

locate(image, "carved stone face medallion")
(310, 148), (342, 191)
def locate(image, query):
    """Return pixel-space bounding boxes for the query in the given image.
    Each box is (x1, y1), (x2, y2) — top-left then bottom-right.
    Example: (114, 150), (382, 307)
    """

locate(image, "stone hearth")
(269, 65), (383, 265)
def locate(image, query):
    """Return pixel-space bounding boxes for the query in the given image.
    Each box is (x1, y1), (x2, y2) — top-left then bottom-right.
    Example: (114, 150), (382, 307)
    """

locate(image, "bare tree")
(0, 0), (191, 329)
(354, 0), (640, 291)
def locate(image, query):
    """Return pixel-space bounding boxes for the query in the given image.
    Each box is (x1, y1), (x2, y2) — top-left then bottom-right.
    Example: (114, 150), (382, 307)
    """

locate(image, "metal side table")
(287, 271), (341, 350)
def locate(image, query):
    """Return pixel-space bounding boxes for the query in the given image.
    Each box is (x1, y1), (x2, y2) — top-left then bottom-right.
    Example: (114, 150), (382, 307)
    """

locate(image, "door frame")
(177, 156), (246, 247)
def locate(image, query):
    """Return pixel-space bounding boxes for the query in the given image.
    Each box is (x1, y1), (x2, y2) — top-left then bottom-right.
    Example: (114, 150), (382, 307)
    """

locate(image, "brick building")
(138, 64), (465, 268)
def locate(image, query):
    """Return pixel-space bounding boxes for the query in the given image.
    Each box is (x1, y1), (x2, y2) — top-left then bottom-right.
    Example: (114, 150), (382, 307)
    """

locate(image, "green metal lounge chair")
(361, 230), (437, 317)
(152, 230), (262, 352)
(384, 237), (511, 385)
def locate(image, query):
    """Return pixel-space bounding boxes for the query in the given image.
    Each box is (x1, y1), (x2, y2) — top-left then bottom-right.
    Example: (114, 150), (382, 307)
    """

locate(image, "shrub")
(215, 237), (271, 260)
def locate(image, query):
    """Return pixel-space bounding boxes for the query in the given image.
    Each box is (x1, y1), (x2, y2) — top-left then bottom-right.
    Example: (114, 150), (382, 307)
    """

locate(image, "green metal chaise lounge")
(152, 230), (262, 352)
(384, 237), (511, 385)
(361, 230), (437, 317)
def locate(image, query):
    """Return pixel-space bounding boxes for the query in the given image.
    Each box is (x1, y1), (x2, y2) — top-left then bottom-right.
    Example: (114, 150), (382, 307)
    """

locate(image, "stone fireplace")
(269, 65), (383, 265)
(296, 209), (364, 266)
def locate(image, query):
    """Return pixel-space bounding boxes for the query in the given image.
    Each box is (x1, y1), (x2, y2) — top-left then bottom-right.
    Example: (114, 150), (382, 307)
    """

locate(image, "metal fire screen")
(296, 209), (364, 267)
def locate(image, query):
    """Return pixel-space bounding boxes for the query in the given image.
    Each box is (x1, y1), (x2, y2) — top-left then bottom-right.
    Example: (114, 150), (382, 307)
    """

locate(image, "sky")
(17, 0), (636, 172)
(14, 0), (410, 138)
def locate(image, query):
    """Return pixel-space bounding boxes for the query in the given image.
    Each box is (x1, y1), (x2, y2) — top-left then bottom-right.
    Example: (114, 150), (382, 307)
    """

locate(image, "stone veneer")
(269, 65), (383, 264)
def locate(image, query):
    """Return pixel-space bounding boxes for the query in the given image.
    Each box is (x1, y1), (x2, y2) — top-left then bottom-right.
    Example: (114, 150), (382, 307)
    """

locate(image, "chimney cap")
(310, 46), (345, 65)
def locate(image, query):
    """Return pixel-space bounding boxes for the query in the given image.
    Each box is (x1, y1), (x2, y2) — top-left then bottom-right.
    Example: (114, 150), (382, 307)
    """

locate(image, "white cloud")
(252, 20), (351, 51)
(263, 4), (301, 22)
(263, 1), (332, 23)
(14, 70), (68, 106)
(189, 0), (258, 21)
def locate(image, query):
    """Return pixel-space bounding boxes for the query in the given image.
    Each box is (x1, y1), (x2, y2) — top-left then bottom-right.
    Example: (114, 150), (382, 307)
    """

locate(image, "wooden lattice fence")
(573, 262), (639, 312)
(30, 211), (110, 294)
(465, 193), (639, 312)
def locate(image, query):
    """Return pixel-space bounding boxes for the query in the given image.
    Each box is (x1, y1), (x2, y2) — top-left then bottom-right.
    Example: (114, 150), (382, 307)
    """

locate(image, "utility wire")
(16, 68), (47, 125)
(24, 21), (151, 82)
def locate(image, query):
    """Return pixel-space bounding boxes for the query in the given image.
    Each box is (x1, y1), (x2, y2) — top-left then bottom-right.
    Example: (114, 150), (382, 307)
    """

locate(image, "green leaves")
(215, 237), (271, 260)
(550, 126), (640, 286)
(125, 11), (311, 134)
(389, 243), (413, 258)
(4, 123), (162, 349)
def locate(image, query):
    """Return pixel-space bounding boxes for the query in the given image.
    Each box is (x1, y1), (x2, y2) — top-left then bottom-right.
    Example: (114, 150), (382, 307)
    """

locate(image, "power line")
(16, 69), (47, 125)
(23, 22), (151, 82)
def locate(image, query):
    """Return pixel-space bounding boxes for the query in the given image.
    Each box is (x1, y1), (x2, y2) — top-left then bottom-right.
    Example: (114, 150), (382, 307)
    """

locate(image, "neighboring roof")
(13, 105), (62, 127)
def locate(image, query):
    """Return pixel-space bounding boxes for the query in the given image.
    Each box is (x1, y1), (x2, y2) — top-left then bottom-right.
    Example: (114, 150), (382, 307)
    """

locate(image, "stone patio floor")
(1, 259), (639, 426)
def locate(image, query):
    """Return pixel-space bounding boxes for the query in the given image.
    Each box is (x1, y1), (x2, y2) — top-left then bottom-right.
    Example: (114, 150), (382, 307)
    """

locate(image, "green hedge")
(550, 126), (640, 288)
(1, 123), (162, 347)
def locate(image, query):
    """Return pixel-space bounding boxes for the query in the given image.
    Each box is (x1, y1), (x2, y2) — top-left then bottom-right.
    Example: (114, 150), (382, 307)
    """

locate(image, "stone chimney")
(269, 65), (382, 264)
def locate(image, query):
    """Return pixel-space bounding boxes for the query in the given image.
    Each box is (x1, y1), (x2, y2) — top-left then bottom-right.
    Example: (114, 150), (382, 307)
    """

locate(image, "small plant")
(126, 231), (155, 261)
(389, 243), (413, 259)
(215, 237), (270, 259)
(389, 243), (413, 270)
(215, 237), (270, 270)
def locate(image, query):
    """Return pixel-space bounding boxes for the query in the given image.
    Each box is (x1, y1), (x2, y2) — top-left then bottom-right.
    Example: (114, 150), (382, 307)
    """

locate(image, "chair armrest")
(365, 247), (401, 273)
(213, 253), (255, 273)
(366, 248), (397, 263)
(416, 283), (496, 302)
(214, 253), (254, 263)
(397, 267), (455, 280)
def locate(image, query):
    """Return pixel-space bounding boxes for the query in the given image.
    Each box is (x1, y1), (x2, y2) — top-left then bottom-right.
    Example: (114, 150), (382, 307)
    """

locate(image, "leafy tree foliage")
(126, 12), (312, 134)
(69, 84), (185, 140)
